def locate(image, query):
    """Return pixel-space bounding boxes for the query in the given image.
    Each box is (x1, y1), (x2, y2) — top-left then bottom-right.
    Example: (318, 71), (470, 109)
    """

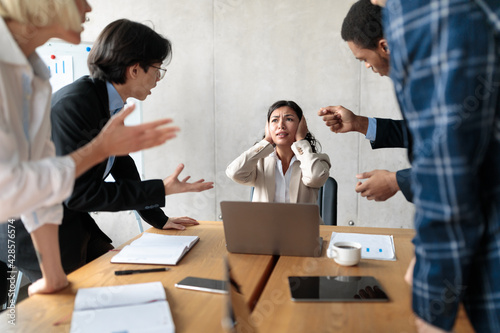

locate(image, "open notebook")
(111, 233), (199, 265)
(69, 282), (174, 333)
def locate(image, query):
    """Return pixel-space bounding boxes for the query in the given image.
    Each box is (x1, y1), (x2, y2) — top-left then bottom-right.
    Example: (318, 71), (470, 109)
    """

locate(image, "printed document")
(328, 232), (396, 261)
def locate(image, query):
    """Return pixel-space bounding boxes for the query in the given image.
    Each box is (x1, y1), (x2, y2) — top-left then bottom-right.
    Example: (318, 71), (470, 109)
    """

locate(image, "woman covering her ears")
(226, 100), (331, 222)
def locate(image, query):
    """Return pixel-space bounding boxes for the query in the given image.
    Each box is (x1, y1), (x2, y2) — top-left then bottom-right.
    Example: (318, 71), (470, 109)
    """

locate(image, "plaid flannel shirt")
(383, 0), (500, 331)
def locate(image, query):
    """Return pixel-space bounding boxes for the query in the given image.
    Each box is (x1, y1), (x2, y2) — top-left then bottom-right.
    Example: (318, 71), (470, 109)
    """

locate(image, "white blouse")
(272, 152), (297, 203)
(0, 19), (75, 232)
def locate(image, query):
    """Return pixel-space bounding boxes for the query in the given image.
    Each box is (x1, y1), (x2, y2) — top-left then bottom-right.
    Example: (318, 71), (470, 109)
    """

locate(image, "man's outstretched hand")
(163, 164), (214, 196)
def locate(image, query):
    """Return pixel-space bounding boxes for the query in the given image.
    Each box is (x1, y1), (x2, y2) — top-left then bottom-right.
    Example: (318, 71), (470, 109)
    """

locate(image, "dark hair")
(266, 100), (321, 153)
(341, 0), (383, 50)
(88, 19), (172, 84)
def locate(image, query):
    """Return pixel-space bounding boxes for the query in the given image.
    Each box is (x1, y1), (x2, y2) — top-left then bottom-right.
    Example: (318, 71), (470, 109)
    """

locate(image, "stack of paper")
(70, 282), (174, 333)
(328, 232), (396, 261)
(111, 233), (199, 265)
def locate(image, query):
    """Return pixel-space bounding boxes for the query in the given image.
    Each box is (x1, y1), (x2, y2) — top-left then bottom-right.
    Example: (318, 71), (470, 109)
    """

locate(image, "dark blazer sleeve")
(396, 168), (413, 203)
(50, 77), (167, 229)
(370, 118), (407, 149)
(109, 156), (168, 229)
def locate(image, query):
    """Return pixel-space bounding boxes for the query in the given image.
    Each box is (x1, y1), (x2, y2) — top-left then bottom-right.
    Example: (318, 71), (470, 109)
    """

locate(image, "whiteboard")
(37, 40), (144, 178)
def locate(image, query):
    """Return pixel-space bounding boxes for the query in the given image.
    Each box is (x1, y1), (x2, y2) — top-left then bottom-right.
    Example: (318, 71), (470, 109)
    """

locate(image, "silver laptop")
(220, 201), (323, 257)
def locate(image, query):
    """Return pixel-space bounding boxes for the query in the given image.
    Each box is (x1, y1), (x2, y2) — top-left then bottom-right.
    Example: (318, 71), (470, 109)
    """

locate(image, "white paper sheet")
(328, 232), (396, 261)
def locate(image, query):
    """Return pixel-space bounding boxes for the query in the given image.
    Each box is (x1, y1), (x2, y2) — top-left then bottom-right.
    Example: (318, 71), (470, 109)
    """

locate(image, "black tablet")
(288, 276), (389, 302)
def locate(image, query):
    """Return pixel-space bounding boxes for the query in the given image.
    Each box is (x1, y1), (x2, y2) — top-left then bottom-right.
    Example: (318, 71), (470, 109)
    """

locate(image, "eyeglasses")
(151, 65), (167, 80)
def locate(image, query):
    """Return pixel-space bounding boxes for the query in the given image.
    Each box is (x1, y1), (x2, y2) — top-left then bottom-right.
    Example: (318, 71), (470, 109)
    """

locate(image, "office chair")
(249, 176), (338, 226)
(317, 177), (338, 226)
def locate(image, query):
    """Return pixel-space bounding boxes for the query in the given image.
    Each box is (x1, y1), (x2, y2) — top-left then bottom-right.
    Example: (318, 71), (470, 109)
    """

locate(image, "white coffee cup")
(326, 241), (362, 266)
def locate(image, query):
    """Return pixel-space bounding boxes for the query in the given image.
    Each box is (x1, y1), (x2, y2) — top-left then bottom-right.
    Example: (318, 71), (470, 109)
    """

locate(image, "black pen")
(114, 268), (170, 276)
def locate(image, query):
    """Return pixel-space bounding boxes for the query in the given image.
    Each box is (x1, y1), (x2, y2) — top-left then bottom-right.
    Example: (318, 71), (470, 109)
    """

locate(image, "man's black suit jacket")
(0, 76), (169, 281)
(370, 118), (413, 202)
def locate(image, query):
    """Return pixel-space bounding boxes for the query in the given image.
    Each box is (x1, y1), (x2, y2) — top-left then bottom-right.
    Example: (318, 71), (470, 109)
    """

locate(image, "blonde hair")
(0, 0), (82, 32)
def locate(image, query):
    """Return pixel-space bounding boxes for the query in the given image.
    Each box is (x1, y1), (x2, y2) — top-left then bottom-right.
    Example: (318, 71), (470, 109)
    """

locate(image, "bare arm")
(26, 106), (179, 296)
(27, 224), (68, 296)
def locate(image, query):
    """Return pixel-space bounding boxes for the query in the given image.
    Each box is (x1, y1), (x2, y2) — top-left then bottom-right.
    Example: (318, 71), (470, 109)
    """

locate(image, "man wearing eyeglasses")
(3, 19), (213, 282)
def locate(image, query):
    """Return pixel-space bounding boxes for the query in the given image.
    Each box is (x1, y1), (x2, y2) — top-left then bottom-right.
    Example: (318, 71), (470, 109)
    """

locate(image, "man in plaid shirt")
(376, 0), (500, 331)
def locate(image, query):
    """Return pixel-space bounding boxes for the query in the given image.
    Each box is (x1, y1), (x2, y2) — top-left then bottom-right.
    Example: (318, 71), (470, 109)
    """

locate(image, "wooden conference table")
(1, 221), (473, 332)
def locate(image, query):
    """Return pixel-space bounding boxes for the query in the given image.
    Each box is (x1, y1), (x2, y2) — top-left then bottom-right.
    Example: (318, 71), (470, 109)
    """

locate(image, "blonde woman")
(0, 0), (178, 296)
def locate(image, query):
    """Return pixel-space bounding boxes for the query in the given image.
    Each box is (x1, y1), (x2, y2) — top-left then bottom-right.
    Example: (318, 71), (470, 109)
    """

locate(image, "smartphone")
(175, 276), (228, 294)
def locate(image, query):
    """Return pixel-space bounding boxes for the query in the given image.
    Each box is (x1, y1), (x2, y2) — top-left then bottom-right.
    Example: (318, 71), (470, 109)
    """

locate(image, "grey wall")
(82, 0), (414, 246)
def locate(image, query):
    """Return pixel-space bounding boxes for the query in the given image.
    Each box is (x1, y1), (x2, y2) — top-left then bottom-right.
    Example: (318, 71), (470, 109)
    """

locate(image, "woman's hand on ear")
(264, 121), (274, 144)
(296, 116), (308, 141)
